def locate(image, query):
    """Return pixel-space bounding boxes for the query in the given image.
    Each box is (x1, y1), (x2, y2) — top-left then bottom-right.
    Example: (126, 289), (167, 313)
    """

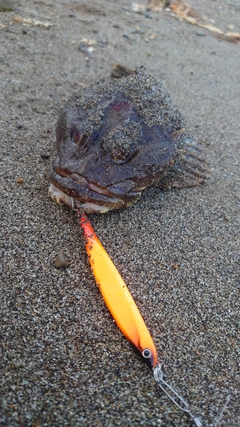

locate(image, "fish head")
(49, 86), (176, 213)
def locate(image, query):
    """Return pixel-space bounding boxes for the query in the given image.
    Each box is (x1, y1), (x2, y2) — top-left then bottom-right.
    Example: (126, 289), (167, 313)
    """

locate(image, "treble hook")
(153, 363), (202, 427)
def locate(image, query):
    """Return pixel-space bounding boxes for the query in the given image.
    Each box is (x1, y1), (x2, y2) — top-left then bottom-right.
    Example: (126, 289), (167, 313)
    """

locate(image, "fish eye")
(110, 133), (135, 164)
(111, 146), (131, 164)
(71, 127), (88, 146)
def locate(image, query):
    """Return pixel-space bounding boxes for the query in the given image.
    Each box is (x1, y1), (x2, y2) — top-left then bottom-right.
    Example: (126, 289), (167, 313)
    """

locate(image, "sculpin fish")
(49, 69), (207, 213)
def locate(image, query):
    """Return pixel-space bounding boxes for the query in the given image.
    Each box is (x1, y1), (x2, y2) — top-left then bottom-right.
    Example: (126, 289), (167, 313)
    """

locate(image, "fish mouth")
(49, 169), (141, 213)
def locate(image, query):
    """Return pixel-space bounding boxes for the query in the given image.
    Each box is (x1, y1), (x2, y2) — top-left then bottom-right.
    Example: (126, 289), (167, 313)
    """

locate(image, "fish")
(49, 68), (208, 213)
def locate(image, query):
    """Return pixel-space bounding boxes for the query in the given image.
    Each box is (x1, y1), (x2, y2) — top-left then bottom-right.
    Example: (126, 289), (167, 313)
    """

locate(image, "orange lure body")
(79, 212), (158, 368)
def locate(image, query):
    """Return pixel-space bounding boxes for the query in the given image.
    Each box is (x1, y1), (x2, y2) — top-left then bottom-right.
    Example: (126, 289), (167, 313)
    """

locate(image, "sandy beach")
(1, 1), (239, 425)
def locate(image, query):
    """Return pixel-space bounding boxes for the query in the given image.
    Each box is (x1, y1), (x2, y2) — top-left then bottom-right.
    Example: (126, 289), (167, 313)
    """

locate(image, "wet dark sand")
(1, 1), (239, 426)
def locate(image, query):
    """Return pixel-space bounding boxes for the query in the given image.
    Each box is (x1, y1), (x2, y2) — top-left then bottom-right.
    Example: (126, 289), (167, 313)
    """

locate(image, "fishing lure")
(78, 210), (202, 427)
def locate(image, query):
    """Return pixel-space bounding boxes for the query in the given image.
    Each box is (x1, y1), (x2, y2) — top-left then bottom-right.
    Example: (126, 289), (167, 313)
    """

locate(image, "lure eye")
(142, 348), (152, 359)
(142, 348), (154, 367)
(71, 128), (88, 146)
